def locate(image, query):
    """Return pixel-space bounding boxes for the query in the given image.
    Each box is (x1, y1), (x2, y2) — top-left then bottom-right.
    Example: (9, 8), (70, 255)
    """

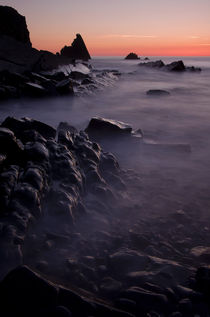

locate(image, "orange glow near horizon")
(32, 34), (210, 57)
(1, 0), (210, 57)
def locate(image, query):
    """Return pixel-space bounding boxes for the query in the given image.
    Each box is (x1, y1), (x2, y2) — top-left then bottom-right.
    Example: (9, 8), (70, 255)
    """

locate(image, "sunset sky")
(1, 0), (210, 56)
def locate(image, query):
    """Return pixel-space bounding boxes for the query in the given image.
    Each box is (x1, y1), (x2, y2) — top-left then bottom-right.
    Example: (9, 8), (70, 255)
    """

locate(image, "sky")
(1, 0), (210, 56)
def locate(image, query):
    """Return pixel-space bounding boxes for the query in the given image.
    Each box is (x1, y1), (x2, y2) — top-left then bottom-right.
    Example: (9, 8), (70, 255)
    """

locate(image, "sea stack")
(61, 33), (91, 61)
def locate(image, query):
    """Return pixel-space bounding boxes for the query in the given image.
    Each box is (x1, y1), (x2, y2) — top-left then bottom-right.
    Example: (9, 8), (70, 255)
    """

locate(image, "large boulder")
(85, 117), (132, 139)
(0, 6), (31, 46)
(60, 33), (91, 61)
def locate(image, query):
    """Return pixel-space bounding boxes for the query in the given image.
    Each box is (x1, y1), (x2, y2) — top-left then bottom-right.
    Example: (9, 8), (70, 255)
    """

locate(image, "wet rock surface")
(0, 64), (120, 99)
(1, 116), (210, 316)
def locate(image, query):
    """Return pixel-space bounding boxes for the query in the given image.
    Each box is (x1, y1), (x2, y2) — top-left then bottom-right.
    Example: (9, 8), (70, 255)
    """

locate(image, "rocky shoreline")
(0, 116), (210, 317)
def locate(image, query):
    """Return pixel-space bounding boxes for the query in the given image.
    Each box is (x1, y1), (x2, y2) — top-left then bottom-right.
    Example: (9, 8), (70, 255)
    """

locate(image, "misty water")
(1, 57), (210, 302)
(1, 56), (210, 210)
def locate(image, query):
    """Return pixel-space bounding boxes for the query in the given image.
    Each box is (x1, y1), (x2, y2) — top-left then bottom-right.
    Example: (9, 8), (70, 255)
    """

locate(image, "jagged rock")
(60, 33), (91, 61)
(125, 53), (140, 60)
(0, 6), (31, 45)
(146, 89), (170, 96)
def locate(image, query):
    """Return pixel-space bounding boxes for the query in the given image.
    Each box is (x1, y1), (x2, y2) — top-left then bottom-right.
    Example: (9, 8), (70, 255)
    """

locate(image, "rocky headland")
(0, 5), (99, 99)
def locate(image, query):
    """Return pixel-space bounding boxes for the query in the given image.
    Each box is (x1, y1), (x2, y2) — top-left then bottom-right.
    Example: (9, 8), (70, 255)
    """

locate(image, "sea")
(1, 56), (210, 219)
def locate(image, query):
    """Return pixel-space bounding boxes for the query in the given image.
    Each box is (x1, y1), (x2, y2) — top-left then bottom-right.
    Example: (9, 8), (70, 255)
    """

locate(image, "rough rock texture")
(125, 53), (140, 60)
(60, 34), (91, 61)
(0, 116), (125, 278)
(0, 6), (31, 45)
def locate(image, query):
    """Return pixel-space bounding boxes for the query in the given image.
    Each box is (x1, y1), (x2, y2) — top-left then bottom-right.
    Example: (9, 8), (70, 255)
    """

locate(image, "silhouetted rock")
(0, 36), (41, 73)
(146, 89), (170, 96)
(0, 6), (31, 46)
(61, 34), (91, 61)
(125, 53), (140, 60)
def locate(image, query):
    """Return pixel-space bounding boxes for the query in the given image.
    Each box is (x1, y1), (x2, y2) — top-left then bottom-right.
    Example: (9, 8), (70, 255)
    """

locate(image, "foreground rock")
(0, 116), (126, 277)
(125, 53), (140, 60)
(1, 116), (210, 316)
(85, 117), (190, 154)
(0, 265), (133, 317)
(85, 117), (133, 138)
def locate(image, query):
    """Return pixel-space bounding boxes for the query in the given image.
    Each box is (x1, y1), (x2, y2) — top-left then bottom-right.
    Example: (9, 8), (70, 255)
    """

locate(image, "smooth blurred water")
(1, 57), (210, 210)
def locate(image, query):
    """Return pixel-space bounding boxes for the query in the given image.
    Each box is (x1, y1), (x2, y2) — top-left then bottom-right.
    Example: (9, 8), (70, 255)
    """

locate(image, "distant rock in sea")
(60, 34), (91, 61)
(139, 59), (201, 72)
(146, 89), (170, 96)
(125, 53), (140, 60)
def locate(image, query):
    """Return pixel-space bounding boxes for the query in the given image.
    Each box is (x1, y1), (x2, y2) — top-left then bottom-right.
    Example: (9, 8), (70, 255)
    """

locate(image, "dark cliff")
(0, 6), (31, 46)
